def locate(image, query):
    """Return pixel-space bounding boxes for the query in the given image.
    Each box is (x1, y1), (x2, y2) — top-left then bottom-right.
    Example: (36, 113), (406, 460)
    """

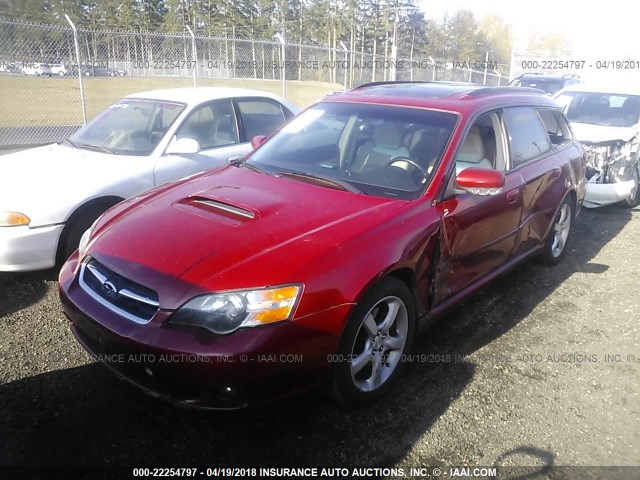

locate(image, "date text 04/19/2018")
(520, 60), (640, 70)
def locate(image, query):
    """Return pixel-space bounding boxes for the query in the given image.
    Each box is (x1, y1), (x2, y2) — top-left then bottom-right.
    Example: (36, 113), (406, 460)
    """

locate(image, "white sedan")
(0, 87), (298, 271)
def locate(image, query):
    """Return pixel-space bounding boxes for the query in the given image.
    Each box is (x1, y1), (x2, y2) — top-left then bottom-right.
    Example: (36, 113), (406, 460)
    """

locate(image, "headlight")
(169, 285), (302, 334)
(0, 211), (30, 227)
(78, 218), (99, 260)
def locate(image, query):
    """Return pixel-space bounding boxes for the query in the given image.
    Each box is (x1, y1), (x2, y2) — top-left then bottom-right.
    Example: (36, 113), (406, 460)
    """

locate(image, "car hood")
(88, 165), (407, 309)
(570, 122), (638, 145)
(0, 143), (148, 226)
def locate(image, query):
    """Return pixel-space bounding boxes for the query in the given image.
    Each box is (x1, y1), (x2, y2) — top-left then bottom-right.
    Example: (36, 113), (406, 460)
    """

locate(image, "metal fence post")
(64, 14), (86, 125)
(339, 41), (348, 91)
(185, 25), (197, 87)
(274, 33), (286, 99)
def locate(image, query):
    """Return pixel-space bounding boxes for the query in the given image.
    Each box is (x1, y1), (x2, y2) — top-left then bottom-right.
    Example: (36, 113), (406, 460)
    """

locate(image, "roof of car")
(323, 81), (556, 112)
(516, 73), (580, 81)
(125, 87), (286, 105)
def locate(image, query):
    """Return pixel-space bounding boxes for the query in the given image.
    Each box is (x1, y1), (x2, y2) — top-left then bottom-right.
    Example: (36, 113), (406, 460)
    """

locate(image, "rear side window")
(536, 108), (573, 146)
(503, 107), (551, 167)
(237, 99), (287, 140)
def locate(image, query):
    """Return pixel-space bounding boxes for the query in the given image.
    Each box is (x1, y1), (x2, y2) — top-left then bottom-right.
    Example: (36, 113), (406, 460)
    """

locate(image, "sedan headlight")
(169, 285), (302, 334)
(0, 211), (30, 227)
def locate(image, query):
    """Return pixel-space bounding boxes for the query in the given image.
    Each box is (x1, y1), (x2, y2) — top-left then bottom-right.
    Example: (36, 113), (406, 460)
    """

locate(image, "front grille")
(79, 258), (159, 324)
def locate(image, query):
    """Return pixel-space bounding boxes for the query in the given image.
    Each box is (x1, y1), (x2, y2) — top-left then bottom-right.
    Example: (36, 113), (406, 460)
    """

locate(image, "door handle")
(550, 167), (562, 179)
(506, 188), (520, 204)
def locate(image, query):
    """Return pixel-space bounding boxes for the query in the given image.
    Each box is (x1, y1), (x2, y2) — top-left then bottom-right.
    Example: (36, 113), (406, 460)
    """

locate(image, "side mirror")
(165, 137), (200, 155)
(455, 167), (505, 196)
(251, 135), (267, 149)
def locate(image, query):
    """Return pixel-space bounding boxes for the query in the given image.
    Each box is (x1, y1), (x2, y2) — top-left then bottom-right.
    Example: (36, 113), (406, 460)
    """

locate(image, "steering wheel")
(386, 156), (428, 178)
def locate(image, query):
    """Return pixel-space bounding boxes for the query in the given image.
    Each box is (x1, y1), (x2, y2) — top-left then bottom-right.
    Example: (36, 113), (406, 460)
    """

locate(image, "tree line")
(1, 0), (518, 70)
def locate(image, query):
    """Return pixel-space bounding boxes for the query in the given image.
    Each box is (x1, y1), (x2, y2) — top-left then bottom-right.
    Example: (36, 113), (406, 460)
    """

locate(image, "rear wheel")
(538, 198), (573, 266)
(623, 164), (639, 208)
(332, 277), (415, 407)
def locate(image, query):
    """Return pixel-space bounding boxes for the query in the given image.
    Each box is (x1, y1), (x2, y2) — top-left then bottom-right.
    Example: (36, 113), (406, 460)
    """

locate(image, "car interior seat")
(352, 122), (410, 173)
(212, 114), (236, 146)
(621, 97), (640, 124)
(455, 126), (493, 174)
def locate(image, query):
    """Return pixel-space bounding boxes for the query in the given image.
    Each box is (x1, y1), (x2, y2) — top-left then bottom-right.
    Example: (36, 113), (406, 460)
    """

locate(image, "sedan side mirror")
(166, 137), (200, 155)
(455, 167), (505, 196)
(251, 135), (267, 149)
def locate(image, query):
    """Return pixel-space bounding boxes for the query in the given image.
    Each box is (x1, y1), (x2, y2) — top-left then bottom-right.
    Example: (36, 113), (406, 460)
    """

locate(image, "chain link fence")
(0, 18), (505, 149)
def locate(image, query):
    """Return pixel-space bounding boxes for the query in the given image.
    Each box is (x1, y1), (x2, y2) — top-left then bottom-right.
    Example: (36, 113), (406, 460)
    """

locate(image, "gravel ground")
(0, 205), (639, 478)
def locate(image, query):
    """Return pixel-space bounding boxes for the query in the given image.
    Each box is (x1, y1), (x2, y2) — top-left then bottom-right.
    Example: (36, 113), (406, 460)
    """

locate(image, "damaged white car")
(554, 86), (640, 208)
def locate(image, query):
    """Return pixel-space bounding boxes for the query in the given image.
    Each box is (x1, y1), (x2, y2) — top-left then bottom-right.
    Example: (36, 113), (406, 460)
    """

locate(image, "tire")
(537, 197), (573, 266)
(332, 277), (416, 407)
(57, 209), (104, 266)
(623, 164), (640, 208)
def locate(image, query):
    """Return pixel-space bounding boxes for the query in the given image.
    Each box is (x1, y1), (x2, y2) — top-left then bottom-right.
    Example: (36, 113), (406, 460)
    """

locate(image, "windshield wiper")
(76, 143), (116, 155)
(236, 161), (271, 175)
(275, 170), (361, 193)
(62, 138), (77, 148)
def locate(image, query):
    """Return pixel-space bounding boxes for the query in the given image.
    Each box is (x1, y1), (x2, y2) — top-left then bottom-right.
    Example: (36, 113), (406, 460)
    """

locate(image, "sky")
(420, 0), (640, 57)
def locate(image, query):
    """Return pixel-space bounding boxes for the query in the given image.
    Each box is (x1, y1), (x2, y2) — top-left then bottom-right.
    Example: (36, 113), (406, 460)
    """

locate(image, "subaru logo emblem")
(102, 281), (118, 298)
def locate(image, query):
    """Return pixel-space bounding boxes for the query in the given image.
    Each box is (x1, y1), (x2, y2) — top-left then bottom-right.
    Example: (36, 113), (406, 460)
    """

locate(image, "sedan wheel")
(350, 296), (408, 392)
(551, 203), (571, 258)
(538, 198), (573, 265)
(332, 277), (415, 406)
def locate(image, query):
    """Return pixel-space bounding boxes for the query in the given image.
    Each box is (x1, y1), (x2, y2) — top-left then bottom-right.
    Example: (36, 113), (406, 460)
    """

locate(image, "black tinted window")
(504, 107), (551, 167)
(237, 99), (286, 139)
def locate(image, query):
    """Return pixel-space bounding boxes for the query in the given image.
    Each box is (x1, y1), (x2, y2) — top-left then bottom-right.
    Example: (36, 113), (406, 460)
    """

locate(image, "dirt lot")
(0, 205), (639, 478)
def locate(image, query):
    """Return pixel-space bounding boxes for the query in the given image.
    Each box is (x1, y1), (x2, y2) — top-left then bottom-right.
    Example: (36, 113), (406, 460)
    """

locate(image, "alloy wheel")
(349, 296), (408, 392)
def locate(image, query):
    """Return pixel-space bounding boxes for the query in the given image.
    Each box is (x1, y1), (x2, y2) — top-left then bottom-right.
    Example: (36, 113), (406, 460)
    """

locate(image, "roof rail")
(353, 80), (477, 89)
(466, 86), (545, 97)
(354, 81), (431, 89)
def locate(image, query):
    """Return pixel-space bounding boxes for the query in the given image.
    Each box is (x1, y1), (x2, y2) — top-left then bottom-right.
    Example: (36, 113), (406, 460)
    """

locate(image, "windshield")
(556, 92), (640, 127)
(245, 102), (457, 200)
(516, 78), (564, 95)
(68, 99), (186, 155)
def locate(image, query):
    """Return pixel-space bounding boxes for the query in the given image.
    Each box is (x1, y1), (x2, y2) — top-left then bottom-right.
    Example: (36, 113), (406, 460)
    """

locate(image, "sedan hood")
(570, 123), (638, 145)
(0, 143), (147, 226)
(89, 166), (406, 309)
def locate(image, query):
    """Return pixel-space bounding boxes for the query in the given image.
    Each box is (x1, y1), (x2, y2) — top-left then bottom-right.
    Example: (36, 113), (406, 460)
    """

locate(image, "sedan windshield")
(68, 99), (185, 155)
(245, 102), (457, 200)
(556, 92), (640, 127)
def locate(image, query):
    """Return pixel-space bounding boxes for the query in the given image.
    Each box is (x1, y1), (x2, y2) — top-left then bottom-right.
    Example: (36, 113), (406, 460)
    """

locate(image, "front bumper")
(0, 224), (64, 272)
(583, 180), (635, 208)
(58, 255), (349, 409)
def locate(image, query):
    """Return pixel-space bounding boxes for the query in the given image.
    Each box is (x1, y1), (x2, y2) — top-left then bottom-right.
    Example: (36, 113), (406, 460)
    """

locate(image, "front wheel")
(537, 198), (573, 266)
(56, 209), (105, 266)
(332, 277), (416, 407)
(623, 164), (639, 208)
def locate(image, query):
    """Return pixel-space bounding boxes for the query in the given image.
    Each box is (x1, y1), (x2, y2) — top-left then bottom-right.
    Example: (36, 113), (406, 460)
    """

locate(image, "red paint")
(455, 168), (505, 189)
(59, 84), (587, 408)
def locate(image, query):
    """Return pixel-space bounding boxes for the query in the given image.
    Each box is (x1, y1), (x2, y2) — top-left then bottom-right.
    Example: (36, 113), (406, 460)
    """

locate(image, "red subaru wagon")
(59, 82), (586, 409)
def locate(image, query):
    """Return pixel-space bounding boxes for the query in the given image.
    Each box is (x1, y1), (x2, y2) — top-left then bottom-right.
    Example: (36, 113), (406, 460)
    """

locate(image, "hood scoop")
(186, 196), (256, 220)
